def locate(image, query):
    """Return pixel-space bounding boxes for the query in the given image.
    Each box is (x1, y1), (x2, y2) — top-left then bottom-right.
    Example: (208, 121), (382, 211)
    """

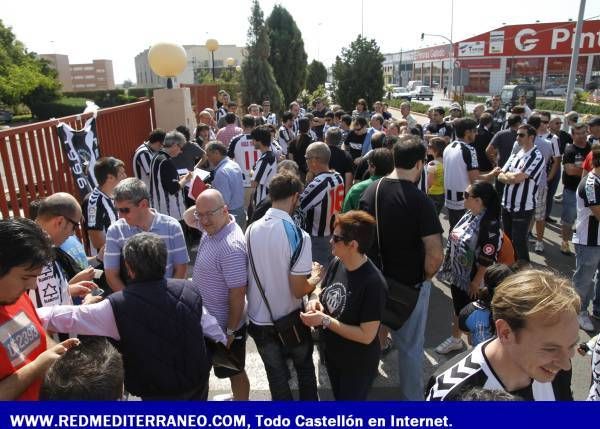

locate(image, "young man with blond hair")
(428, 269), (580, 401)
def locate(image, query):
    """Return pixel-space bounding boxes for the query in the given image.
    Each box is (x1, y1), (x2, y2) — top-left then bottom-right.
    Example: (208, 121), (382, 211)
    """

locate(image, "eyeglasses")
(331, 234), (348, 244)
(63, 216), (80, 229)
(117, 206), (134, 214)
(464, 193), (476, 200)
(194, 206), (224, 220)
(516, 133), (528, 138)
(541, 120), (549, 124)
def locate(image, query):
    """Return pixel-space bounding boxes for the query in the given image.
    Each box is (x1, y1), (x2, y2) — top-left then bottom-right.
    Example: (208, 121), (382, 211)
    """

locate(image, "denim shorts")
(561, 188), (577, 226)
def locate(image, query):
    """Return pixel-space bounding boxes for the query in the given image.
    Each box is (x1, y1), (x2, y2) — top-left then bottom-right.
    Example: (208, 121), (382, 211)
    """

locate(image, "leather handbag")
(205, 339), (243, 372)
(374, 179), (420, 330)
(247, 224), (311, 348)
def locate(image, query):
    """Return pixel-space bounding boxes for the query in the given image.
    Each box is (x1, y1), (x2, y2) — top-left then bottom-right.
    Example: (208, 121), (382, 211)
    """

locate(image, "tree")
(0, 20), (60, 108)
(306, 60), (327, 93)
(266, 5), (307, 105)
(332, 35), (384, 112)
(240, 0), (284, 114)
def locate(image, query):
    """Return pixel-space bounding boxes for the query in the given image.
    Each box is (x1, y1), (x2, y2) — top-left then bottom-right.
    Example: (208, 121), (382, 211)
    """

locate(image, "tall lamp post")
(422, 32), (454, 99)
(206, 38), (219, 82)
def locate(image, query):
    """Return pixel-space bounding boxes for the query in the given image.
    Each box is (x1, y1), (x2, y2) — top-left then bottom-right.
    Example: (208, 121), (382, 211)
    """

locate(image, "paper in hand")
(188, 168), (211, 200)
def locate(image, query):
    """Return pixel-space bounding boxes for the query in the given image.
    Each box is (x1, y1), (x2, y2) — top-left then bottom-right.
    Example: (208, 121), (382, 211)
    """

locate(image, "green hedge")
(387, 99), (432, 114)
(29, 97), (88, 120)
(463, 94), (487, 103)
(536, 99), (600, 115)
(127, 87), (161, 98)
(62, 89), (139, 108)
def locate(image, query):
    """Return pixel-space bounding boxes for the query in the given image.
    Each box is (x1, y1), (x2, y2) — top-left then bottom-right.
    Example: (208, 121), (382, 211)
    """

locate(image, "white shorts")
(535, 185), (548, 221)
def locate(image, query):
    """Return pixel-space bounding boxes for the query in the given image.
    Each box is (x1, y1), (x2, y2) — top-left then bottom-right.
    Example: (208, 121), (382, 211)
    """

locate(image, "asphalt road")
(204, 111), (596, 400)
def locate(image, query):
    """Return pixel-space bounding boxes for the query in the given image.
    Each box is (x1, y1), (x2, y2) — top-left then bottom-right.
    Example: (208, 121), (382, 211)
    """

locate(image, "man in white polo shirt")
(246, 174), (323, 400)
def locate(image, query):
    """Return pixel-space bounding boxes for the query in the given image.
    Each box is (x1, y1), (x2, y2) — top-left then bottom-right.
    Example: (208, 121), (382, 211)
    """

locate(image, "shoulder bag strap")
(247, 224), (277, 324)
(375, 178), (385, 272)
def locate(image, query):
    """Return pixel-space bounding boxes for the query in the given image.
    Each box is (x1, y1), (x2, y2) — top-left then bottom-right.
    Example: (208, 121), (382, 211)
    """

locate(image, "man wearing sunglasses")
(104, 178), (189, 293)
(32, 194), (96, 320)
(498, 124), (545, 262)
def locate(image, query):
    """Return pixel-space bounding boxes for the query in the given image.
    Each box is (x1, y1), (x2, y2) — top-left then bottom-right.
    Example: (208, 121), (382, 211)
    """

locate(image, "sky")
(3, 0), (600, 84)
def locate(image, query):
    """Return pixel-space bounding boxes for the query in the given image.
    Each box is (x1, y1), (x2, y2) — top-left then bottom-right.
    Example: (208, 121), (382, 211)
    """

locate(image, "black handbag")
(374, 179), (421, 330)
(205, 339), (243, 372)
(247, 224), (311, 348)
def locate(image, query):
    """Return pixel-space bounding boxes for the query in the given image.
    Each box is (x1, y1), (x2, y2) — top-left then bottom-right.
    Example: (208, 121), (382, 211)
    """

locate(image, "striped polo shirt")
(104, 209), (189, 278)
(192, 216), (248, 330)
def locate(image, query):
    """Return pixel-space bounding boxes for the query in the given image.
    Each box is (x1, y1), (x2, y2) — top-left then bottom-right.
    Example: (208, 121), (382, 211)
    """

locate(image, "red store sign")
(461, 20), (600, 57)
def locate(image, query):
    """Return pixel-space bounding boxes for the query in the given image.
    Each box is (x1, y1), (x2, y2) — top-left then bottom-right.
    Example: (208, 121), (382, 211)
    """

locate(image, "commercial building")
(40, 54), (115, 92)
(384, 19), (600, 94)
(134, 44), (245, 88)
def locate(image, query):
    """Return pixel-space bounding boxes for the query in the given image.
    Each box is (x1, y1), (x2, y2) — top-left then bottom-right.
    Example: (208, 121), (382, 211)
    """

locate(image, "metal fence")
(0, 99), (155, 219)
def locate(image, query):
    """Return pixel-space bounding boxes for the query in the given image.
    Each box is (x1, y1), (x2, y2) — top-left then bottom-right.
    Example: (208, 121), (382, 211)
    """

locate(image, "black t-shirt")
(289, 133), (313, 174)
(344, 131), (367, 160)
(355, 152), (372, 181)
(557, 130), (573, 154)
(329, 145), (353, 178)
(312, 108), (327, 141)
(473, 126), (494, 172)
(489, 128), (517, 168)
(562, 143), (591, 190)
(426, 121), (454, 140)
(359, 178), (443, 285)
(319, 258), (386, 371)
(171, 142), (205, 171)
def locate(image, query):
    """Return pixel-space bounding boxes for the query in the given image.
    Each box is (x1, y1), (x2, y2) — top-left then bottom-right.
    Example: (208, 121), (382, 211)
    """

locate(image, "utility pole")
(564, 0), (586, 121)
(361, 0), (364, 37)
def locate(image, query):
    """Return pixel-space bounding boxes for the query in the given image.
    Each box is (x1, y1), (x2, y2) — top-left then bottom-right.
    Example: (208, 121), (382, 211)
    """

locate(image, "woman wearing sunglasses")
(300, 210), (386, 400)
(435, 180), (503, 355)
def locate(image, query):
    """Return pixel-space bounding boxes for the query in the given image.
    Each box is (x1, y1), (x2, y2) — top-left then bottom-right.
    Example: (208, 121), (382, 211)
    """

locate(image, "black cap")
(588, 116), (600, 127)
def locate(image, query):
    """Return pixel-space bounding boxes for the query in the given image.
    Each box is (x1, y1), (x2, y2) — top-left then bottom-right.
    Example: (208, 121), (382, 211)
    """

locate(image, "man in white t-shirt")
(246, 174), (323, 400)
(443, 118), (500, 230)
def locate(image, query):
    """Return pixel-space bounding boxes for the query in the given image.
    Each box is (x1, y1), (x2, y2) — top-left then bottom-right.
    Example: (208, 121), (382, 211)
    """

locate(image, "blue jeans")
(561, 188), (577, 226)
(248, 323), (318, 400)
(502, 209), (533, 262)
(391, 280), (431, 400)
(573, 244), (600, 315)
(311, 235), (333, 267)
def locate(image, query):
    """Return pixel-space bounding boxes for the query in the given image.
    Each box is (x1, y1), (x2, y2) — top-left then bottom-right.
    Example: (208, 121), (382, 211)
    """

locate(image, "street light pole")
(205, 39), (219, 82)
(564, 0), (586, 119)
(421, 33), (453, 99)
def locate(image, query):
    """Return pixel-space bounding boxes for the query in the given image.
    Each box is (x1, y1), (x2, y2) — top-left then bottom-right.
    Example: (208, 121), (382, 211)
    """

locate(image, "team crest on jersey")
(482, 244), (495, 256)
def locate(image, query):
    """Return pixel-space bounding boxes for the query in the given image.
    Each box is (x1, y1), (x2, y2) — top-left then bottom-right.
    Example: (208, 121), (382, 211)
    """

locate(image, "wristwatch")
(321, 316), (331, 330)
(226, 328), (235, 337)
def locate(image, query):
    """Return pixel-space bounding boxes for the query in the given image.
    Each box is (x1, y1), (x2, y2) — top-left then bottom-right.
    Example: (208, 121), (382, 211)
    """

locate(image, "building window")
(74, 84), (86, 88)
(505, 57), (544, 90)
(97, 69), (105, 73)
(84, 66), (94, 71)
(73, 75), (84, 80)
(85, 75), (95, 79)
(86, 83), (96, 88)
(545, 56), (588, 89)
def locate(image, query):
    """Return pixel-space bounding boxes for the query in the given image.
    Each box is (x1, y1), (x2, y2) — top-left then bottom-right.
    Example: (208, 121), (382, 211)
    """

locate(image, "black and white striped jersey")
(263, 112), (277, 126)
(228, 134), (261, 188)
(574, 172), (600, 247)
(588, 135), (600, 147)
(501, 146), (544, 212)
(149, 150), (186, 220)
(588, 335), (600, 401)
(300, 171), (345, 237)
(216, 106), (228, 124)
(82, 188), (117, 234)
(251, 150), (277, 208)
(132, 142), (154, 189)
(278, 125), (295, 156)
(443, 140), (479, 210)
(427, 339), (573, 401)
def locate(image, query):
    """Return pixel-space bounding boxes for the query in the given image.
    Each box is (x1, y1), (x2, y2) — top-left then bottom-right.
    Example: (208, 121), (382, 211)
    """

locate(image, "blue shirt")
(458, 301), (493, 346)
(104, 210), (189, 278)
(59, 236), (89, 269)
(361, 127), (380, 155)
(212, 157), (245, 211)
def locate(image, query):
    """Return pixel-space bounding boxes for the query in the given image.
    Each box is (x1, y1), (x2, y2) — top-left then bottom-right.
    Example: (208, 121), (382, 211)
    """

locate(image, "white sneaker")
(534, 241), (544, 253)
(578, 312), (594, 331)
(435, 336), (464, 354)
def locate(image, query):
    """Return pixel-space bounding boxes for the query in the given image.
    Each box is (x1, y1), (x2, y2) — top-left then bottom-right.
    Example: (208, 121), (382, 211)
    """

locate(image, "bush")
(463, 94), (487, 103)
(29, 97), (87, 120)
(535, 99), (565, 112)
(387, 99), (432, 114)
(127, 87), (161, 98)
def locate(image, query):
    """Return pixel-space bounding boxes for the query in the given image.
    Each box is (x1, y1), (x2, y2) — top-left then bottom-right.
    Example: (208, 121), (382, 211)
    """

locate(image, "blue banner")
(0, 402), (595, 429)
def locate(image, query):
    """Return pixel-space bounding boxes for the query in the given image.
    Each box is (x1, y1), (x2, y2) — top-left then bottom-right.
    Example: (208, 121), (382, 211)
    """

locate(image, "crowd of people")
(0, 89), (598, 402)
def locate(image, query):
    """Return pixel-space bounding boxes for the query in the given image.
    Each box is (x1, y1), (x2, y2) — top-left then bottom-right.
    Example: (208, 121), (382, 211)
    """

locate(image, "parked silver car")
(411, 85), (433, 101)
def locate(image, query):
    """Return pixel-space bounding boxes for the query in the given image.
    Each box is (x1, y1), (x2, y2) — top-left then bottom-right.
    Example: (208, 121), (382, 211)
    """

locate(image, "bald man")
(183, 190), (250, 400)
(32, 193), (96, 313)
